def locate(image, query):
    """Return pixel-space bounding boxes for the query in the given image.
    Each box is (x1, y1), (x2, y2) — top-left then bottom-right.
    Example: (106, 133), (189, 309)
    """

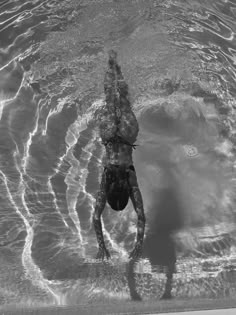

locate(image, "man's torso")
(104, 141), (133, 166)
(98, 105), (139, 144)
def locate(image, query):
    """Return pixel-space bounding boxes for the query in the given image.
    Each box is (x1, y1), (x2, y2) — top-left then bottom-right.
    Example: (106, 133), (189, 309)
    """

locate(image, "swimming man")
(93, 50), (146, 261)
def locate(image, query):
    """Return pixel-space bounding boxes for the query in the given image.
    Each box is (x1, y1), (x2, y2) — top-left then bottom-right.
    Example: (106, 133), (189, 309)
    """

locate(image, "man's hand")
(96, 246), (111, 260)
(108, 49), (117, 66)
(129, 242), (142, 260)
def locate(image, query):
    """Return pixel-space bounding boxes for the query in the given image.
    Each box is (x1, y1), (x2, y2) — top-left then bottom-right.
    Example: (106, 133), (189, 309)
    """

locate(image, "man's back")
(104, 141), (133, 166)
(97, 97), (139, 144)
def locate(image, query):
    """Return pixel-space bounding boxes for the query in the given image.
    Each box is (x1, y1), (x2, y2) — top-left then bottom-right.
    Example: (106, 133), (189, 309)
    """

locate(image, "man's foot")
(96, 247), (111, 260)
(129, 243), (142, 260)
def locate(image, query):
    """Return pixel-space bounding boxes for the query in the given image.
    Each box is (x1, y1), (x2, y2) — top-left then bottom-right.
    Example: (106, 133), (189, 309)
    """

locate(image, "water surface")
(0, 0), (236, 308)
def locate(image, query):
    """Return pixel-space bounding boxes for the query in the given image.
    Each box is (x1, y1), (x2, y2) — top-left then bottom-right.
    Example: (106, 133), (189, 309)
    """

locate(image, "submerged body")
(98, 51), (139, 147)
(93, 51), (145, 260)
(104, 140), (133, 166)
(93, 51), (175, 301)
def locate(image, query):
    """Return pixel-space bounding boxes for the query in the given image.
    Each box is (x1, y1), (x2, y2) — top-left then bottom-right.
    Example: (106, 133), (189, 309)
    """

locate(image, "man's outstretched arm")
(93, 171), (110, 260)
(97, 50), (119, 143)
(104, 50), (118, 107)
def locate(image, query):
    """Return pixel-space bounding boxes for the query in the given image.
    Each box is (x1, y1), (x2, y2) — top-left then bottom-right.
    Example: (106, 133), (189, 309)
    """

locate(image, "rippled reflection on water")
(0, 0), (236, 308)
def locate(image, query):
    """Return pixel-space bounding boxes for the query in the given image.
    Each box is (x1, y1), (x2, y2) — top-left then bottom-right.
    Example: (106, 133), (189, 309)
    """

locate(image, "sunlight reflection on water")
(0, 0), (236, 308)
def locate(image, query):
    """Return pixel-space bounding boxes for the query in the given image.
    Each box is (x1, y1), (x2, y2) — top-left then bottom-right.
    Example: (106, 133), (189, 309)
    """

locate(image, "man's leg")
(128, 166), (146, 260)
(126, 258), (142, 301)
(93, 169), (110, 260)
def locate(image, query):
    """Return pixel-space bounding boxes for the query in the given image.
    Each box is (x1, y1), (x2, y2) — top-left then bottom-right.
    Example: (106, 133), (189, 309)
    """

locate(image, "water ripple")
(0, 0), (236, 306)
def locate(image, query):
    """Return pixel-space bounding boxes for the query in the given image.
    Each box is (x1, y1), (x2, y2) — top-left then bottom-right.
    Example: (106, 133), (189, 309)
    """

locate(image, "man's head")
(105, 165), (130, 211)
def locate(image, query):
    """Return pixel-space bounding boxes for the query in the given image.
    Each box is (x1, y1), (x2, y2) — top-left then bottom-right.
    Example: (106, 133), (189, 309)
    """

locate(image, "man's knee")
(93, 211), (100, 221)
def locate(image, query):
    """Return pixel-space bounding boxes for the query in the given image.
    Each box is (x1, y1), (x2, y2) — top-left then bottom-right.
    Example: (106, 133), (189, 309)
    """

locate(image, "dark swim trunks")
(104, 164), (135, 211)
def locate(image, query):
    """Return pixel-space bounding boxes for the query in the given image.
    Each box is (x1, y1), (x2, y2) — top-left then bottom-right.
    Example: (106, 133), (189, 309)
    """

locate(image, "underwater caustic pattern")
(0, 0), (236, 308)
